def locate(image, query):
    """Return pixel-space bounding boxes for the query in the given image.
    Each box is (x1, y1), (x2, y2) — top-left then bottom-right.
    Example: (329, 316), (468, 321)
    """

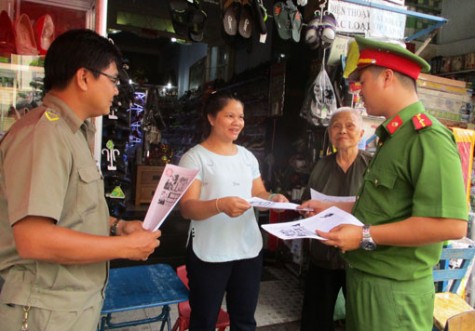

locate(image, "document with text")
(246, 197), (313, 211)
(261, 206), (363, 240)
(142, 164), (198, 231)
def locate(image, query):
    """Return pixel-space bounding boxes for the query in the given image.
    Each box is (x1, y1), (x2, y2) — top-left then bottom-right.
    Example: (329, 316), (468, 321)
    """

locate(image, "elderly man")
(301, 36), (468, 331)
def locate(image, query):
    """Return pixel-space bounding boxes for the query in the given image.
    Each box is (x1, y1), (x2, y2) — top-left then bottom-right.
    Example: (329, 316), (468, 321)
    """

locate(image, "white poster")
(328, 0), (406, 40)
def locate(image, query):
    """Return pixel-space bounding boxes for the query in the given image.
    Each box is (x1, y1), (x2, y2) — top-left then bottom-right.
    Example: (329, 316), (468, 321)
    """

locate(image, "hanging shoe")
(273, 1), (291, 40)
(238, 0), (253, 39)
(189, 1), (207, 42)
(290, 8), (302, 43)
(169, 0), (190, 37)
(320, 13), (337, 48)
(15, 13), (38, 55)
(252, 0), (267, 34)
(0, 11), (16, 56)
(223, 0), (241, 36)
(35, 14), (55, 55)
(304, 14), (321, 50)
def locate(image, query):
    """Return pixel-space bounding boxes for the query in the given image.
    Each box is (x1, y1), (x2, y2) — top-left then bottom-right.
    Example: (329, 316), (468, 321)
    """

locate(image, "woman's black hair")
(201, 89), (242, 139)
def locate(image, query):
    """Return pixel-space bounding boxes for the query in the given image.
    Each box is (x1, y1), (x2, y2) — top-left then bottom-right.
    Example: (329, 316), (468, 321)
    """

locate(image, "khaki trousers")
(0, 300), (103, 331)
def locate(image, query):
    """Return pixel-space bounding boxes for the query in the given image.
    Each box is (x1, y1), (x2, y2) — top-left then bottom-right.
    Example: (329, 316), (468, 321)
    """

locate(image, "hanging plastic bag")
(300, 61), (337, 126)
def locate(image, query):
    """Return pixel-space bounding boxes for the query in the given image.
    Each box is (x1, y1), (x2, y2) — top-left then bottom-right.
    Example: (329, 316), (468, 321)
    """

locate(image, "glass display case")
(0, 62), (43, 137)
(0, 0), (106, 140)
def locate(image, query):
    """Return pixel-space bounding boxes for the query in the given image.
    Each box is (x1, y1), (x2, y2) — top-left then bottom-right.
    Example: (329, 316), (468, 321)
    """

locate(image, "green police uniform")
(0, 94), (110, 331)
(345, 102), (468, 330)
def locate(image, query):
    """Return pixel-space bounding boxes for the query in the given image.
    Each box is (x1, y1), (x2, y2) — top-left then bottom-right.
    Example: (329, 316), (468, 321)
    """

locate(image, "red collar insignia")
(412, 113), (432, 131)
(385, 115), (403, 135)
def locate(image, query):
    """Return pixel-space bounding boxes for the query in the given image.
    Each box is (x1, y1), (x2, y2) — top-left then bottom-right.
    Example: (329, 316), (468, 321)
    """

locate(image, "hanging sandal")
(169, 0), (190, 36)
(273, 1), (291, 40)
(290, 8), (302, 42)
(222, 0), (241, 36)
(189, 1), (207, 42)
(252, 0), (267, 34)
(238, 0), (253, 39)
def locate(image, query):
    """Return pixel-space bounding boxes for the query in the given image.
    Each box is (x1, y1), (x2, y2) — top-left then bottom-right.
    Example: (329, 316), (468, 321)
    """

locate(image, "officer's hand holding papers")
(260, 189), (362, 241)
(261, 206), (363, 240)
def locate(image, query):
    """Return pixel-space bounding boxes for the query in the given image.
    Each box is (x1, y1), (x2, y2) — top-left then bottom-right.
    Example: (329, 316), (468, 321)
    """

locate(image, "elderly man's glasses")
(86, 68), (120, 87)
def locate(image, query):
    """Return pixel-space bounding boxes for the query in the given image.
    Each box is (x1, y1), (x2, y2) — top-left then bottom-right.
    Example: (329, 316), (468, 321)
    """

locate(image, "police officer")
(300, 36), (468, 331)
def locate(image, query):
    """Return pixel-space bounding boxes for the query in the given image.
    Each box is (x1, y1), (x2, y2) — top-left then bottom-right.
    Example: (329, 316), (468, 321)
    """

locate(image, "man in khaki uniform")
(0, 29), (161, 331)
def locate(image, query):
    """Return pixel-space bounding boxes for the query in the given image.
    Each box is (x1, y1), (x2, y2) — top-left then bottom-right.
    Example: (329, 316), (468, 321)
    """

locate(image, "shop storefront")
(1, 0), (474, 328)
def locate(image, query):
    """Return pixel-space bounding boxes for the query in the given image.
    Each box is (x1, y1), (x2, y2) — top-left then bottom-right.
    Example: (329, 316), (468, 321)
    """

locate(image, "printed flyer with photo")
(142, 164), (198, 231)
(261, 206), (363, 240)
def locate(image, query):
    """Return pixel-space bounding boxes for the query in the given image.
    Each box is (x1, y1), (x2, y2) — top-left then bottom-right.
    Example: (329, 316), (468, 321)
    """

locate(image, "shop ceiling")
(107, 0), (222, 54)
(106, 0), (446, 55)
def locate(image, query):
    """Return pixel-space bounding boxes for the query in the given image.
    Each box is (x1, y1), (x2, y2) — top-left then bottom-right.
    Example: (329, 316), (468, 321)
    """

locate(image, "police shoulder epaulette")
(412, 113), (432, 131)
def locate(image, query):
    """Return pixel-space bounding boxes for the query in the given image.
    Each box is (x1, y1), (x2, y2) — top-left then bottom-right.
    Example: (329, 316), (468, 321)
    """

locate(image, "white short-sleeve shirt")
(178, 144), (263, 262)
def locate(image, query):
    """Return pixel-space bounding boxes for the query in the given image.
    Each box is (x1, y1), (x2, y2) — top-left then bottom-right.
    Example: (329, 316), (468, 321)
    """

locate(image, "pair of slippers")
(223, 0), (266, 39)
(0, 11), (55, 57)
(304, 12), (337, 50)
(169, 0), (207, 42)
(273, 0), (302, 42)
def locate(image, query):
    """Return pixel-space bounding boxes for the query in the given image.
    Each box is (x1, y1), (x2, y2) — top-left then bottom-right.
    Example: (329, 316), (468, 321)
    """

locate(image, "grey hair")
(329, 107), (364, 128)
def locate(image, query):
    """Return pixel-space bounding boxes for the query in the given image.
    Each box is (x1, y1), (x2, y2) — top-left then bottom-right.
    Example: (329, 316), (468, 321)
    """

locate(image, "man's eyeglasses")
(86, 68), (120, 87)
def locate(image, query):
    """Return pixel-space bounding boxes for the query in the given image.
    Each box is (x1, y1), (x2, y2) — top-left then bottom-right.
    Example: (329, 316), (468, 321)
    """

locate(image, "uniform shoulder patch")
(44, 109), (60, 122)
(412, 113), (432, 131)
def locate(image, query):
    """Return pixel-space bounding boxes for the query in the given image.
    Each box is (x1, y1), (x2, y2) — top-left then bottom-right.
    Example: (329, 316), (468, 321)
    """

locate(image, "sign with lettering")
(328, 0), (406, 40)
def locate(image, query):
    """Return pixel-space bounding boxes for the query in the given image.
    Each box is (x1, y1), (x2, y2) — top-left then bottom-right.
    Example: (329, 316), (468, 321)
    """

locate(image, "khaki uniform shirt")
(0, 94), (109, 310)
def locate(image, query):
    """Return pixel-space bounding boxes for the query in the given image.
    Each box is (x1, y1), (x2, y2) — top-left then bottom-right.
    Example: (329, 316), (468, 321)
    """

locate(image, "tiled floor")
(100, 263), (305, 331)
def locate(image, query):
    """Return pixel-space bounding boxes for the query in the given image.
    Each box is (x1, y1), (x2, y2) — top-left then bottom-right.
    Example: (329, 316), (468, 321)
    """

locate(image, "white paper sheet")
(246, 197), (313, 211)
(310, 188), (356, 203)
(261, 206), (363, 240)
(142, 164), (199, 231)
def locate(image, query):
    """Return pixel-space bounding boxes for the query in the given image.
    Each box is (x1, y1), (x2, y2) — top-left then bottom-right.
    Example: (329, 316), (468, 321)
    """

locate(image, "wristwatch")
(360, 225), (377, 251)
(110, 218), (121, 236)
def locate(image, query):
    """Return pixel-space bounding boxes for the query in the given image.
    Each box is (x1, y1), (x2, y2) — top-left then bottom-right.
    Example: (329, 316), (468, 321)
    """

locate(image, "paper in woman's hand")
(261, 206), (363, 240)
(246, 197), (313, 211)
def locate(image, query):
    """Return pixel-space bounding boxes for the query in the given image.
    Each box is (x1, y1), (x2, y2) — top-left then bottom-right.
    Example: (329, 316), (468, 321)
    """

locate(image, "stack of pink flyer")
(142, 164), (199, 231)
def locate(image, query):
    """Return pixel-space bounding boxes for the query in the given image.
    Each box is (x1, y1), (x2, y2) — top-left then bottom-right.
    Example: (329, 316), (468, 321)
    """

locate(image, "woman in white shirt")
(179, 90), (287, 331)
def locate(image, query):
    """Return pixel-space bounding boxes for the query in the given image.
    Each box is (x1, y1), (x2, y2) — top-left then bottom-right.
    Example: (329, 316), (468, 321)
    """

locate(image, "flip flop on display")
(252, 0), (267, 34)
(189, 2), (207, 42)
(238, 0), (253, 39)
(169, 0), (190, 36)
(273, 1), (291, 40)
(223, 0), (241, 36)
(291, 10), (302, 43)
